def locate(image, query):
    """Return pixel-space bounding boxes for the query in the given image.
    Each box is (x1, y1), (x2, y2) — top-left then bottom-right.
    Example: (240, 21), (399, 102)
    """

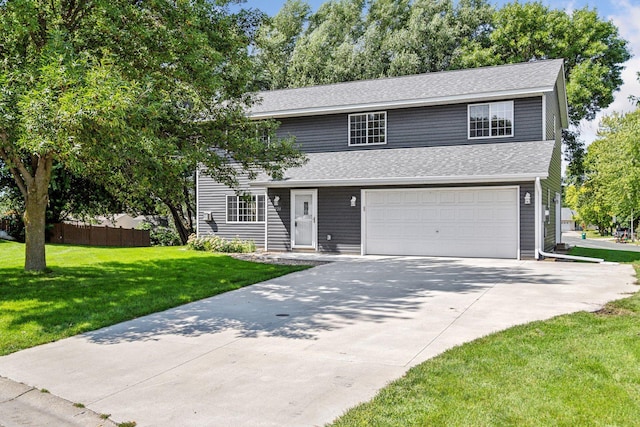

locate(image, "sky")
(238, 0), (640, 146)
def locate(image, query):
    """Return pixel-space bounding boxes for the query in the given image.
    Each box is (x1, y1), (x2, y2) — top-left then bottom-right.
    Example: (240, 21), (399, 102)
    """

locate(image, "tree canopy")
(0, 0), (305, 271)
(575, 108), (640, 232)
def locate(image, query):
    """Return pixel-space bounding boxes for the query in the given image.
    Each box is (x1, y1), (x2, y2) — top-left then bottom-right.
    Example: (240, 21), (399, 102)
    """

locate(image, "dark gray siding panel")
(545, 91), (559, 140)
(275, 97), (543, 153)
(275, 115), (345, 153)
(197, 170), (265, 248)
(266, 189), (291, 251)
(514, 97), (543, 142)
(265, 187), (361, 253)
(520, 182), (536, 258)
(541, 139), (562, 252)
(317, 187), (361, 253)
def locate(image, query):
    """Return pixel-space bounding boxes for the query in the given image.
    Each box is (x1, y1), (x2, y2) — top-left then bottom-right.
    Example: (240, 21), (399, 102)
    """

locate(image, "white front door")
(291, 190), (317, 249)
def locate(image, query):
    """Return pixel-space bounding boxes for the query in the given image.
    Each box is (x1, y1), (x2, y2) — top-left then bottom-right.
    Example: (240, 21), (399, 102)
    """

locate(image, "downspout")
(534, 177), (604, 263)
(195, 167), (200, 238)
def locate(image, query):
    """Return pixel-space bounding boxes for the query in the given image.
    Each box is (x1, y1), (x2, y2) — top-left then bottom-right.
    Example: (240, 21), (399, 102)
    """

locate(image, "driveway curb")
(0, 376), (118, 427)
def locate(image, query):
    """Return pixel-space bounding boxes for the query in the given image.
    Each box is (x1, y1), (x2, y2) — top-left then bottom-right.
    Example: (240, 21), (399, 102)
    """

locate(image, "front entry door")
(291, 190), (317, 249)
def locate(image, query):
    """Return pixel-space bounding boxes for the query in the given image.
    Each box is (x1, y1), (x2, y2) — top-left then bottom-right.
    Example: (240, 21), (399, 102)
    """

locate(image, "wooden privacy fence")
(50, 223), (150, 247)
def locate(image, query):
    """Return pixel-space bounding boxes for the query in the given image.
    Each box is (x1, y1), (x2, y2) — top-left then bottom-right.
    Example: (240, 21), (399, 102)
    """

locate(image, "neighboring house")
(561, 208), (578, 231)
(197, 59), (566, 259)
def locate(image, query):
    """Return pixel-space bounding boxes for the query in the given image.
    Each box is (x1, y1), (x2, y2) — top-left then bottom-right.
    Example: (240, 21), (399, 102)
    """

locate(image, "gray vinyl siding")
(545, 91), (560, 140)
(540, 138), (562, 252)
(266, 182), (536, 257)
(317, 187), (361, 253)
(265, 187), (361, 253)
(275, 97), (543, 153)
(520, 182), (536, 259)
(266, 189), (290, 251)
(197, 169), (266, 248)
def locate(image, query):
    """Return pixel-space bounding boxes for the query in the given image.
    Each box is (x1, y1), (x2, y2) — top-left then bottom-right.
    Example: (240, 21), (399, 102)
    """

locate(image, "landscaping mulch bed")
(230, 252), (330, 266)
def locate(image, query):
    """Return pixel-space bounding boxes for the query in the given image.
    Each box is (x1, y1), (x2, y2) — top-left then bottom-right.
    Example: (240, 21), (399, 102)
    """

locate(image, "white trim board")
(252, 173), (547, 188)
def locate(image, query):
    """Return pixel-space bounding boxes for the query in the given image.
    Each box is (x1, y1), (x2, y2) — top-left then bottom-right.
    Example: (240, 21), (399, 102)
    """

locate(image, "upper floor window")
(468, 101), (513, 139)
(226, 194), (265, 223)
(349, 112), (386, 145)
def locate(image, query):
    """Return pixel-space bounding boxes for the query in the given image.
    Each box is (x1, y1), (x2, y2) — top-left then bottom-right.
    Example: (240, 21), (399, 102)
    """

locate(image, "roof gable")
(250, 59), (566, 119)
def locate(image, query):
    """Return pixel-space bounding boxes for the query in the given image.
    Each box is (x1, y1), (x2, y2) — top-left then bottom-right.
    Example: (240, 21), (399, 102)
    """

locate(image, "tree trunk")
(23, 155), (53, 272)
(166, 201), (193, 245)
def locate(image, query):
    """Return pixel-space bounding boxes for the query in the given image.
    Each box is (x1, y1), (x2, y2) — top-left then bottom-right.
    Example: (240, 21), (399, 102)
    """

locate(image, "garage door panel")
(439, 192), (456, 204)
(364, 187), (518, 259)
(458, 208), (475, 221)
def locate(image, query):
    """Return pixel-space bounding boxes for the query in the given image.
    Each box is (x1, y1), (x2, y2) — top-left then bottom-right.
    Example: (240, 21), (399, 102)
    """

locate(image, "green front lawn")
(570, 246), (640, 272)
(331, 247), (640, 426)
(0, 240), (307, 356)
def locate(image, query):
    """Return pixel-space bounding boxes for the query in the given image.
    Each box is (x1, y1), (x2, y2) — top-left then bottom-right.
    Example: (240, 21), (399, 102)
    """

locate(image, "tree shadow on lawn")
(81, 257), (571, 344)
(0, 255), (304, 347)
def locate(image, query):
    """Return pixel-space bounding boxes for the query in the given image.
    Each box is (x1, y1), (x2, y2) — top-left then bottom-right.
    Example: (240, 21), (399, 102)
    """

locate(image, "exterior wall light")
(351, 196), (357, 207)
(524, 192), (531, 205)
(274, 196), (280, 206)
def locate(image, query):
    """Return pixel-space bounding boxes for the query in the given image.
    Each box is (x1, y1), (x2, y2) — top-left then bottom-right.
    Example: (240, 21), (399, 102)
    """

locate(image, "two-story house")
(197, 59), (566, 260)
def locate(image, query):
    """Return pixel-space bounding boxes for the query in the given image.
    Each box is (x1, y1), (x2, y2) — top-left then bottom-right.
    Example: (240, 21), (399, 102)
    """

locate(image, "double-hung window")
(226, 194), (265, 223)
(468, 101), (513, 139)
(349, 112), (386, 145)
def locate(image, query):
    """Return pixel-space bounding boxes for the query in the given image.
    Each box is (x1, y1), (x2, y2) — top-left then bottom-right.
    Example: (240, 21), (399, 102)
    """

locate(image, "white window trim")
(226, 193), (266, 224)
(467, 101), (514, 140)
(348, 111), (387, 146)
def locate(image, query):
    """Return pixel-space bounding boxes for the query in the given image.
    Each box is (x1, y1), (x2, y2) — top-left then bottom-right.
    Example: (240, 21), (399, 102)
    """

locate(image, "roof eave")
(249, 87), (555, 120)
(556, 63), (570, 128)
(249, 173), (547, 188)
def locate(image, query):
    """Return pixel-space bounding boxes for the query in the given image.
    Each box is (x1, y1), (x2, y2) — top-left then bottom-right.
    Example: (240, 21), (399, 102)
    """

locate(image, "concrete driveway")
(0, 257), (636, 426)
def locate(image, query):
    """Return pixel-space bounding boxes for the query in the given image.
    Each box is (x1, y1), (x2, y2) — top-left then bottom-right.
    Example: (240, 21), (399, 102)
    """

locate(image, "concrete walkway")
(0, 257), (636, 426)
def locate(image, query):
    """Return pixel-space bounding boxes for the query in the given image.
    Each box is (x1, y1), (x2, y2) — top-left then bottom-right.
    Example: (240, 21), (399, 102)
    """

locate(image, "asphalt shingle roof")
(250, 59), (564, 118)
(252, 141), (556, 187)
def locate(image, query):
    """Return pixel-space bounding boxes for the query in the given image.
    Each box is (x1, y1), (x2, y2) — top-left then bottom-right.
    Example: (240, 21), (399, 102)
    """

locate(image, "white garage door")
(363, 187), (519, 259)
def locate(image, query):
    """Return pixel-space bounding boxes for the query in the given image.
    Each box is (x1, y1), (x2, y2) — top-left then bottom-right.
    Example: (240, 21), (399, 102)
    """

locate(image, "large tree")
(254, 0), (311, 90)
(256, 0), (493, 88)
(0, 0), (304, 271)
(578, 108), (640, 231)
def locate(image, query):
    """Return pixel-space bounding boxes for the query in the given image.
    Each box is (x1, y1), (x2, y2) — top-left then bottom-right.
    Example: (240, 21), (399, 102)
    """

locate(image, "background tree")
(286, 0), (366, 86)
(0, 0), (305, 271)
(255, 0), (311, 89)
(255, 0), (493, 86)
(579, 109), (640, 232)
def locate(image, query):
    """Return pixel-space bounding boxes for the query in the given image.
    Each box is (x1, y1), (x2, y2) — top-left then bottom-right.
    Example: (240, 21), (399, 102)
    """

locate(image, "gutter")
(534, 177), (604, 263)
(250, 173), (547, 188)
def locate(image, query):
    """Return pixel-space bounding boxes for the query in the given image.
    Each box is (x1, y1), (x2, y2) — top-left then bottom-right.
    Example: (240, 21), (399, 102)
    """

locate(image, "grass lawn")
(0, 240), (307, 356)
(331, 247), (640, 426)
(584, 230), (612, 239)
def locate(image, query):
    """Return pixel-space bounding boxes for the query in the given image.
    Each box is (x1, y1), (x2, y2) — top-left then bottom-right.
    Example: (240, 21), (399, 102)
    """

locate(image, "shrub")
(186, 234), (256, 253)
(137, 222), (181, 246)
